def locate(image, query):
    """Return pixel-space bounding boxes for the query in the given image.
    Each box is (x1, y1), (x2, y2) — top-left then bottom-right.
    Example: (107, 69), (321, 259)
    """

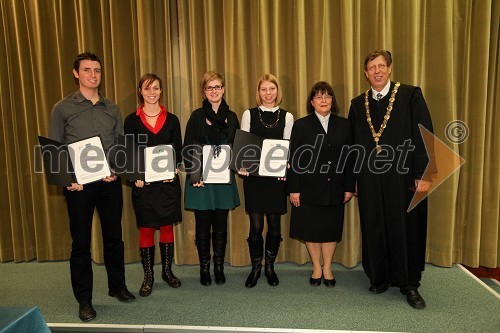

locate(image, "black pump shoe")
(309, 276), (322, 286)
(323, 277), (336, 288)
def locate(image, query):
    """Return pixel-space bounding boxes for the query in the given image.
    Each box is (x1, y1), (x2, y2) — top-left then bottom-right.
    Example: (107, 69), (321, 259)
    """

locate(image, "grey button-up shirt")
(49, 90), (124, 165)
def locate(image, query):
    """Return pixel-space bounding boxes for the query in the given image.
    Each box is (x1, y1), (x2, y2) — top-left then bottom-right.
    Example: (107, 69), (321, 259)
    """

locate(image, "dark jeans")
(64, 179), (125, 303)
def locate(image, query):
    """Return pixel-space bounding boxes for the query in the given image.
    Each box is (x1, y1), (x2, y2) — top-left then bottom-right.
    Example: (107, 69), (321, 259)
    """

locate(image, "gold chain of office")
(364, 82), (400, 153)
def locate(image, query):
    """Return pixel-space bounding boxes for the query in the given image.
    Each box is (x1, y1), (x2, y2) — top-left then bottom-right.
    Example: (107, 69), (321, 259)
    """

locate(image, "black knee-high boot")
(139, 246), (155, 296)
(245, 236), (264, 288)
(212, 232), (227, 285)
(264, 234), (282, 286)
(195, 234), (212, 286)
(159, 242), (181, 288)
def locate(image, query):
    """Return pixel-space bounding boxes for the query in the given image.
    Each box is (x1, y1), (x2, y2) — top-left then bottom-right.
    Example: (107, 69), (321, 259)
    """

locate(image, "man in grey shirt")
(49, 52), (135, 322)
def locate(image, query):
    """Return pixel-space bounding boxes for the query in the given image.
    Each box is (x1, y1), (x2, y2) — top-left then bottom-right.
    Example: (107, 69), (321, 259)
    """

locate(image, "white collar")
(314, 111), (331, 121)
(258, 105), (280, 112)
(371, 81), (391, 99)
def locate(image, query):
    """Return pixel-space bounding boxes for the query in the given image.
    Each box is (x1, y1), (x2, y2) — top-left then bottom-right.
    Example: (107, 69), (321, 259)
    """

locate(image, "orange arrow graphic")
(407, 124), (465, 212)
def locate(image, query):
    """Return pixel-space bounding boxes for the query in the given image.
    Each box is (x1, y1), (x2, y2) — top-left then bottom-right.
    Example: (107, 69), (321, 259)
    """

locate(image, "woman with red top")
(124, 73), (183, 296)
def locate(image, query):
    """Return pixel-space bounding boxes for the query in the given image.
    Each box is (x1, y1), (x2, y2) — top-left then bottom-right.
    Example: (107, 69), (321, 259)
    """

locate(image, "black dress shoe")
(109, 287), (136, 302)
(309, 276), (322, 286)
(369, 282), (391, 294)
(405, 289), (426, 309)
(323, 277), (336, 288)
(78, 301), (96, 322)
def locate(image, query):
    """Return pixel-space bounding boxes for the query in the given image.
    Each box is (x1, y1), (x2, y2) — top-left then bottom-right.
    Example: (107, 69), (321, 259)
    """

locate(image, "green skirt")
(184, 173), (240, 210)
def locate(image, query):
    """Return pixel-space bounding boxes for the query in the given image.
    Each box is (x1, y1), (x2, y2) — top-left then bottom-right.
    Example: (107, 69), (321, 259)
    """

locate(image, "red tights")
(139, 225), (174, 248)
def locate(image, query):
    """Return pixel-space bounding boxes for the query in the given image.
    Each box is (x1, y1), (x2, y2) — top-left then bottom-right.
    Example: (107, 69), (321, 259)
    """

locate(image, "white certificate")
(144, 145), (175, 183)
(258, 139), (289, 177)
(202, 145), (231, 183)
(67, 136), (111, 184)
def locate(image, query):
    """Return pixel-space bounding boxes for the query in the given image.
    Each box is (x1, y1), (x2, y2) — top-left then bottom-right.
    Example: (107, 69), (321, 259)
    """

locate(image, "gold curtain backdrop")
(0, 0), (498, 268)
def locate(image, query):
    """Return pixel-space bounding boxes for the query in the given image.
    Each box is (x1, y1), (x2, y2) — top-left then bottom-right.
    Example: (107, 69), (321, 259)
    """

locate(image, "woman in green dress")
(183, 71), (240, 286)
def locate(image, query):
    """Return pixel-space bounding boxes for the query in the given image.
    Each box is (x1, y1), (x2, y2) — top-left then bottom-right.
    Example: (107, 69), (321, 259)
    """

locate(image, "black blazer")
(288, 113), (355, 206)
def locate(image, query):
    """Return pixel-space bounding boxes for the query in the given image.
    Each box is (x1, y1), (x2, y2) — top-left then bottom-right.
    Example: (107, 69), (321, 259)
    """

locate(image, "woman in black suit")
(288, 81), (355, 287)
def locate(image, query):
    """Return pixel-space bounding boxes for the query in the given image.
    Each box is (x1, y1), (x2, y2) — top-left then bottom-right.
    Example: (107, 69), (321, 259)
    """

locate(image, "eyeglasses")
(205, 85), (223, 91)
(313, 95), (333, 101)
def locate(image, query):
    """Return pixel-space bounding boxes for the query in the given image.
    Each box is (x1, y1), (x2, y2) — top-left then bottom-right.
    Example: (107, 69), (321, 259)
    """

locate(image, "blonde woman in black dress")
(239, 74), (294, 288)
(288, 81), (355, 287)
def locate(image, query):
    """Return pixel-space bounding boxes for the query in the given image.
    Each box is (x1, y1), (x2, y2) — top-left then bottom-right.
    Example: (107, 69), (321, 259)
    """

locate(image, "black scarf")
(202, 98), (230, 157)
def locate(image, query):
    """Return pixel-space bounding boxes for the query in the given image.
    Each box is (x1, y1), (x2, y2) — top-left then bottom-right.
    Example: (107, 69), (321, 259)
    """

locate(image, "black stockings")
(248, 212), (281, 238)
(194, 209), (229, 236)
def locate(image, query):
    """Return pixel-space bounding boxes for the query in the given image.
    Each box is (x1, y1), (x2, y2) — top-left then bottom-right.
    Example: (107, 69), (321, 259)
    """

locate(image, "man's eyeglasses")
(205, 85), (223, 91)
(313, 95), (333, 101)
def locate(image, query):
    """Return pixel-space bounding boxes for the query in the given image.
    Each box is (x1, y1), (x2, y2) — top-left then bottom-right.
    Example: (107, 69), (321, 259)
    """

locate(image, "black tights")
(194, 209), (229, 237)
(248, 212), (281, 239)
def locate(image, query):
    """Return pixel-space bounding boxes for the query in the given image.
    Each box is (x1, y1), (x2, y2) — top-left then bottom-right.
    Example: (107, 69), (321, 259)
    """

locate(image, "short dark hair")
(137, 73), (163, 106)
(364, 50), (392, 70)
(306, 81), (340, 115)
(73, 52), (102, 71)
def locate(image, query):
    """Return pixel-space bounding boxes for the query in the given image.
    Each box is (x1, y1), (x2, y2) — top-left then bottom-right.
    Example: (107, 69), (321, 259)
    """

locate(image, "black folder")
(229, 129), (262, 176)
(38, 136), (75, 186)
(113, 135), (145, 181)
(229, 129), (289, 178)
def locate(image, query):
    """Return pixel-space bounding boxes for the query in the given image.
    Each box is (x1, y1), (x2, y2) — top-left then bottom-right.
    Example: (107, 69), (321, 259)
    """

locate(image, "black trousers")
(64, 179), (125, 303)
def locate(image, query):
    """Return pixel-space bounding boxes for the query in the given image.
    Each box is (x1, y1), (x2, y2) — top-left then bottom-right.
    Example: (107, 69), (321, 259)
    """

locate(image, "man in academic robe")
(348, 49), (434, 309)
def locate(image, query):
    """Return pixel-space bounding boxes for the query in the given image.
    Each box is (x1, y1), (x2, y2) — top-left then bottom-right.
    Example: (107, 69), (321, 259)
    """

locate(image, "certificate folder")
(67, 136), (112, 184)
(38, 136), (111, 186)
(188, 145), (231, 184)
(144, 145), (175, 183)
(230, 129), (289, 178)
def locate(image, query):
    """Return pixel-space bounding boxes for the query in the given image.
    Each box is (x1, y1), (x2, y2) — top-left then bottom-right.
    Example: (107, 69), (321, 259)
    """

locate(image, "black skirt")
(243, 175), (287, 214)
(289, 204), (344, 242)
(131, 177), (182, 228)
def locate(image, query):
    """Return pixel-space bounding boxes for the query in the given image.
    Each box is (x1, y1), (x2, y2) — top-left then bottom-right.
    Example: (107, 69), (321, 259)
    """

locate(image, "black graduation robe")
(348, 81), (434, 290)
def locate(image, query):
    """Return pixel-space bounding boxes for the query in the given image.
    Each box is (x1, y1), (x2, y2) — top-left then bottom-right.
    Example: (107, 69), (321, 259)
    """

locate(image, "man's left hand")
(414, 179), (431, 193)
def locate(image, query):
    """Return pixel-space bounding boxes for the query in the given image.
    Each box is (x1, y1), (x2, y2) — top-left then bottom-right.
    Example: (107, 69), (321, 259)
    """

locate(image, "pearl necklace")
(364, 82), (400, 154)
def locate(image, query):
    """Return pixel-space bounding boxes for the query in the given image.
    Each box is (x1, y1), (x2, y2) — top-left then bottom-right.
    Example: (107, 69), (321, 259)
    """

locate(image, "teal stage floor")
(0, 262), (498, 332)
